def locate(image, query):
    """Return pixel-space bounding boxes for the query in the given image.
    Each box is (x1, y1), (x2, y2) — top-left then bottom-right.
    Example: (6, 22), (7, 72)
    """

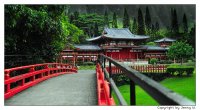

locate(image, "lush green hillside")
(69, 5), (195, 28)
(113, 72), (195, 105)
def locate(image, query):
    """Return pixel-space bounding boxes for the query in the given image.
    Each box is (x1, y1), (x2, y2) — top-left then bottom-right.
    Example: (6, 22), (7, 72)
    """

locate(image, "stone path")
(5, 70), (97, 106)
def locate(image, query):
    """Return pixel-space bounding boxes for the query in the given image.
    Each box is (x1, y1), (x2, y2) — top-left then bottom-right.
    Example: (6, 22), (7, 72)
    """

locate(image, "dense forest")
(5, 5), (195, 68)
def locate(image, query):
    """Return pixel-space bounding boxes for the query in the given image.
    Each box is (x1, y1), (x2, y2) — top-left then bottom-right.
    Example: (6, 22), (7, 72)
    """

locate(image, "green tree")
(94, 22), (99, 36)
(155, 21), (160, 31)
(69, 13), (104, 38)
(112, 12), (118, 28)
(145, 6), (151, 33)
(146, 42), (156, 46)
(132, 17), (137, 34)
(137, 8), (145, 35)
(73, 11), (79, 26)
(104, 10), (109, 27)
(188, 24), (195, 57)
(5, 5), (83, 68)
(167, 41), (194, 64)
(182, 13), (188, 33)
(123, 8), (130, 28)
(69, 14), (74, 23)
(171, 8), (179, 35)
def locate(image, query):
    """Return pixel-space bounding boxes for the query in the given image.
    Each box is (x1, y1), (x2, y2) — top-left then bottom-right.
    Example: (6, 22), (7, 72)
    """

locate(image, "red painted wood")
(96, 63), (115, 106)
(4, 63), (77, 100)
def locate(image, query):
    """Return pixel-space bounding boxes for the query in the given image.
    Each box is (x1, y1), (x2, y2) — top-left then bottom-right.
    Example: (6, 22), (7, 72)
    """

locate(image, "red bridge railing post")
(5, 70), (10, 93)
(109, 61), (112, 98)
(29, 66), (35, 81)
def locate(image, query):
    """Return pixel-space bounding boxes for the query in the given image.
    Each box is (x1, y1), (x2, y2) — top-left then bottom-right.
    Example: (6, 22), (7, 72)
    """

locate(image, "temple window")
(118, 41), (126, 45)
(128, 41), (134, 46)
(110, 41), (116, 46)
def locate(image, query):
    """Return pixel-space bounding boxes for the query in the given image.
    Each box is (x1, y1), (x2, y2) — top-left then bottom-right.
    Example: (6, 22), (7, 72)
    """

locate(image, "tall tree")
(137, 8), (145, 35)
(171, 8), (179, 34)
(94, 22), (99, 36)
(112, 12), (118, 28)
(182, 13), (188, 33)
(73, 11), (79, 26)
(155, 21), (160, 31)
(188, 24), (195, 53)
(89, 25), (94, 37)
(145, 7), (151, 31)
(123, 8), (130, 28)
(104, 10), (109, 27)
(69, 14), (74, 24)
(132, 17), (137, 34)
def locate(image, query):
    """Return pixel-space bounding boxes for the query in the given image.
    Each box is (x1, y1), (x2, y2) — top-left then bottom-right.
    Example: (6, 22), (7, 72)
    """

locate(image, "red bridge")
(4, 55), (195, 106)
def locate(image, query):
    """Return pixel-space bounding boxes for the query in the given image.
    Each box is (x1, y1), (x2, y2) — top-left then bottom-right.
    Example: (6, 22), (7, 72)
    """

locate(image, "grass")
(78, 65), (96, 70)
(113, 71), (196, 105)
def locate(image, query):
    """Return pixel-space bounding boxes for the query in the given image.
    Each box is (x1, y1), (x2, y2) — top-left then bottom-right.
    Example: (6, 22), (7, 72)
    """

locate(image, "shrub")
(166, 64), (194, 76)
(82, 62), (95, 65)
(158, 60), (173, 64)
(77, 61), (95, 66)
(149, 58), (158, 64)
(112, 74), (130, 86)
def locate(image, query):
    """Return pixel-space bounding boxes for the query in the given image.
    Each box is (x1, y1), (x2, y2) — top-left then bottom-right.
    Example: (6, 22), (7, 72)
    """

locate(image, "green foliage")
(113, 72), (195, 105)
(131, 17), (137, 34)
(158, 60), (173, 64)
(94, 22), (99, 36)
(5, 5), (83, 68)
(155, 21), (159, 31)
(167, 41), (194, 63)
(78, 65), (96, 70)
(170, 8), (179, 37)
(104, 10), (109, 27)
(70, 13), (104, 37)
(112, 74), (130, 86)
(145, 7), (151, 31)
(149, 58), (158, 64)
(183, 13), (188, 33)
(77, 61), (95, 66)
(123, 8), (130, 28)
(112, 12), (118, 28)
(187, 24), (195, 52)
(137, 8), (145, 35)
(146, 42), (156, 46)
(166, 64), (194, 76)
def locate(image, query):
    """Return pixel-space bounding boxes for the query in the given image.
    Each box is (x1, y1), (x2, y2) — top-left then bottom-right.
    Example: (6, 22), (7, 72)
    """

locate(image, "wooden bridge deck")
(5, 70), (97, 106)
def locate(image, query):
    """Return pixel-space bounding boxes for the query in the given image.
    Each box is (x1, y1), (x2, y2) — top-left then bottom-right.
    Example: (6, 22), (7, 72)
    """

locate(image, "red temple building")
(60, 28), (176, 65)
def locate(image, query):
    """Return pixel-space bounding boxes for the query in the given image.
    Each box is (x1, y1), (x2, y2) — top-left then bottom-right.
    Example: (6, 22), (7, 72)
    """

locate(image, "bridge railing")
(98, 54), (195, 105)
(4, 63), (77, 99)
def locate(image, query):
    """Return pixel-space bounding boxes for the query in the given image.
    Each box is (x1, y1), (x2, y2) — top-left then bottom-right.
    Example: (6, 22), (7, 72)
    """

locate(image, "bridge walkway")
(5, 70), (97, 106)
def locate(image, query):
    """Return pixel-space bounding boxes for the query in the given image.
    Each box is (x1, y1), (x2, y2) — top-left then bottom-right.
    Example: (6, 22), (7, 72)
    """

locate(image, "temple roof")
(87, 28), (149, 42)
(141, 45), (168, 51)
(74, 44), (101, 51)
(154, 37), (176, 43)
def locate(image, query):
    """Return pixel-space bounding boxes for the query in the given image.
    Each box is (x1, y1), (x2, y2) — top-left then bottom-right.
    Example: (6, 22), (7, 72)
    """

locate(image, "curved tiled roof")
(154, 37), (176, 43)
(74, 44), (101, 51)
(141, 45), (168, 51)
(87, 28), (149, 41)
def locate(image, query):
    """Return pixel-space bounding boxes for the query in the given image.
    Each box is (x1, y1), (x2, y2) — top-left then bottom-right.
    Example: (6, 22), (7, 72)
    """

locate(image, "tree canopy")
(123, 8), (130, 28)
(5, 5), (83, 67)
(137, 8), (145, 35)
(167, 41), (194, 64)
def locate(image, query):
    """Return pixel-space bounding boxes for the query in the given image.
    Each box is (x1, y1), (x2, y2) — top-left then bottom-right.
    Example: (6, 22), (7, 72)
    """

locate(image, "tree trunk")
(181, 58), (183, 65)
(173, 58), (176, 63)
